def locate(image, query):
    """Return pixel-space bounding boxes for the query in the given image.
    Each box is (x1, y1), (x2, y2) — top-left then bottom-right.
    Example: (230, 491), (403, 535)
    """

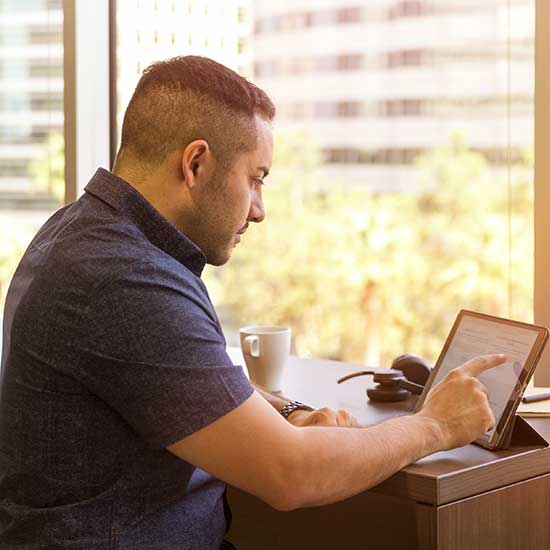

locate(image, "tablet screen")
(415, 310), (548, 446)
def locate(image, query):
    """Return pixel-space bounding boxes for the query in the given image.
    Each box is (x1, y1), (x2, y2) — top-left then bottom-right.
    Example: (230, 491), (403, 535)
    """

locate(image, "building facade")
(252, 0), (534, 191)
(0, 0), (63, 209)
(116, 0), (253, 145)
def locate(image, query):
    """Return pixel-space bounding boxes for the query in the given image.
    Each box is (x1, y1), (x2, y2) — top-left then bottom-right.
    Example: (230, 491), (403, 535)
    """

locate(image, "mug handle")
(243, 335), (260, 358)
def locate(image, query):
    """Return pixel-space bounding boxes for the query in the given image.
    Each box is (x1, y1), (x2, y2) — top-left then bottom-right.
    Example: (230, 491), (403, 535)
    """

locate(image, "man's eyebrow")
(257, 166), (270, 178)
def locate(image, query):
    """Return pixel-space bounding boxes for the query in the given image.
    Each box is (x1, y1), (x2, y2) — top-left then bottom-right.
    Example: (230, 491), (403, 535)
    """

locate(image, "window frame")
(63, 0), (111, 202)
(534, 0), (550, 383)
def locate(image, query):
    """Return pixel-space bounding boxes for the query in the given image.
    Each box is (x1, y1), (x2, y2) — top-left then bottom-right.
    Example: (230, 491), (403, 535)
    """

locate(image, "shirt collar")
(84, 168), (207, 277)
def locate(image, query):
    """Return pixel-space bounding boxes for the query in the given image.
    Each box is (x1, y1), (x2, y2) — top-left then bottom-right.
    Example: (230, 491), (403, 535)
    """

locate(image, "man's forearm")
(250, 383), (437, 509)
(284, 413), (441, 509)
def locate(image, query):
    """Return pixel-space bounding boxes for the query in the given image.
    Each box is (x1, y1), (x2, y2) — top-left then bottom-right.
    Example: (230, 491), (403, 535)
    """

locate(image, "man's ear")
(180, 139), (212, 189)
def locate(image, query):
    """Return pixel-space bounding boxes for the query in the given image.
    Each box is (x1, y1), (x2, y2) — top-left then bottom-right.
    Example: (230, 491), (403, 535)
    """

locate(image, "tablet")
(414, 310), (549, 449)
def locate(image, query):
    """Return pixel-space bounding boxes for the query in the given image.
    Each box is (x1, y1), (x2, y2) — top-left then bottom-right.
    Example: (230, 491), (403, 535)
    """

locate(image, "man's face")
(196, 115), (273, 266)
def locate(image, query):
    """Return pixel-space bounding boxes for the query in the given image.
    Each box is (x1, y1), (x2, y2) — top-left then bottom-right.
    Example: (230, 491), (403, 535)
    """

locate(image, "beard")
(205, 234), (234, 266)
(195, 171), (240, 267)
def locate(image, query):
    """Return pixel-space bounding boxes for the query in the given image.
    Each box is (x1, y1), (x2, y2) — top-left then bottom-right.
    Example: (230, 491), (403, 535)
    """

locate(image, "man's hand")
(287, 407), (362, 427)
(417, 353), (507, 450)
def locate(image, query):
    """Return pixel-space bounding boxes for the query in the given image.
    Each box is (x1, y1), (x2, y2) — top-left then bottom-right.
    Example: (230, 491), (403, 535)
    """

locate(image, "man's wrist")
(413, 413), (445, 455)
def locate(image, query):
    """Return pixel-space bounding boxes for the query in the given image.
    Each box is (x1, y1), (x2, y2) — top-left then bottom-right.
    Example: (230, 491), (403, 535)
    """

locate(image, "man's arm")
(252, 384), (296, 411)
(252, 383), (362, 427)
(168, 354), (505, 511)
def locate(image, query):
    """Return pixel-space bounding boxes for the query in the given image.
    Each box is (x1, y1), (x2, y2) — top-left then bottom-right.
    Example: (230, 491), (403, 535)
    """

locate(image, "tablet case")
(488, 414), (548, 450)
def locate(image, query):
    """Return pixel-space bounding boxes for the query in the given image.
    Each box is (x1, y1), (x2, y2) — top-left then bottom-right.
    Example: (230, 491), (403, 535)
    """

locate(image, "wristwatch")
(279, 400), (315, 420)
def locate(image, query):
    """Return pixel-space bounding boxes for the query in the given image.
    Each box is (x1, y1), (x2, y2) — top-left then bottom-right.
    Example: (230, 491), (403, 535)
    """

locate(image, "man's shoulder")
(7, 204), (216, 361)
(32, 196), (195, 287)
(35, 196), (150, 256)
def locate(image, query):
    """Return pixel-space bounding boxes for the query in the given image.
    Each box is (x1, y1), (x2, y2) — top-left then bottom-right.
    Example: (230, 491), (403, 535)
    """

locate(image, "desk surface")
(227, 348), (550, 506)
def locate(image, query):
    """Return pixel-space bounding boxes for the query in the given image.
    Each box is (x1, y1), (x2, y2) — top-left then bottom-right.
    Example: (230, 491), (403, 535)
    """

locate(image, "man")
(0, 56), (504, 549)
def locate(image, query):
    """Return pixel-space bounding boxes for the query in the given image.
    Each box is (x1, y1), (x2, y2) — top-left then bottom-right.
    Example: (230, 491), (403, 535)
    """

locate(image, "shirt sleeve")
(74, 259), (254, 449)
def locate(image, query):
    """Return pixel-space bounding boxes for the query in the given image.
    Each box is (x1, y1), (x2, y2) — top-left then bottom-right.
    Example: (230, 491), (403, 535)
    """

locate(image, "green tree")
(205, 129), (423, 363)
(206, 130), (534, 367)
(399, 134), (533, 360)
(29, 131), (65, 204)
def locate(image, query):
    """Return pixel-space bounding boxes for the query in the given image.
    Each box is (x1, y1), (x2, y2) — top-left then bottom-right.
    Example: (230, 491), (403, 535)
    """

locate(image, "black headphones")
(337, 354), (432, 402)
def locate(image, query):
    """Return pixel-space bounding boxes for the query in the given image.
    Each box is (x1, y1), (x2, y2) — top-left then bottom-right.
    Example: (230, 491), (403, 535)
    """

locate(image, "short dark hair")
(117, 55), (276, 170)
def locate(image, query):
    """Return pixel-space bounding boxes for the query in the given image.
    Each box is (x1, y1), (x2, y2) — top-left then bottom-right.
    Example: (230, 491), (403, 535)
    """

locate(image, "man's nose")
(248, 191), (266, 223)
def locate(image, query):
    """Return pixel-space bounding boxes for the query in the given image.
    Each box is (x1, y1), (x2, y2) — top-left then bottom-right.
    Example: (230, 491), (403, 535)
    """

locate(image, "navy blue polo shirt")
(0, 168), (254, 549)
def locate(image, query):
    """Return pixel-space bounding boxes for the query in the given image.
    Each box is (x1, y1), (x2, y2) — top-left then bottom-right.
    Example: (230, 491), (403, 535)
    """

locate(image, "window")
(0, 0), (64, 344)
(0, 0), (545, 375)
(112, 0), (536, 369)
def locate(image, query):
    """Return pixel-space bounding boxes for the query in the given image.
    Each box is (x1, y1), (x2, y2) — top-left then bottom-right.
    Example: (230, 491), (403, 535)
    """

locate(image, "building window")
(381, 99), (424, 117)
(337, 54), (362, 71)
(255, 54), (362, 77)
(28, 59), (63, 78)
(310, 10), (337, 26)
(237, 6), (246, 24)
(337, 7), (361, 24)
(314, 102), (338, 118)
(387, 49), (426, 68)
(314, 101), (362, 118)
(30, 92), (64, 111)
(255, 7), (363, 35)
(388, 1), (433, 20)
(29, 26), (63, 44)
(338, 101), (362, 117)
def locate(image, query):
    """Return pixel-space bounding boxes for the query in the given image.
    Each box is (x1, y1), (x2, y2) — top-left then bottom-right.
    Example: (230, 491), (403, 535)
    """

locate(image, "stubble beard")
(200, 171), (237, 267)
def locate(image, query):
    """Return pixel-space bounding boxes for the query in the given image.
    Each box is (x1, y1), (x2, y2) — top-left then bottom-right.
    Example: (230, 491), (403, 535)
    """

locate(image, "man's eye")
(253, 178), (264, 186)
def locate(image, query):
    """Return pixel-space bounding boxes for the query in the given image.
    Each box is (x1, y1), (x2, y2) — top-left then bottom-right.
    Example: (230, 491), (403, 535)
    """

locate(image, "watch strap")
(279, 400), (315, 420)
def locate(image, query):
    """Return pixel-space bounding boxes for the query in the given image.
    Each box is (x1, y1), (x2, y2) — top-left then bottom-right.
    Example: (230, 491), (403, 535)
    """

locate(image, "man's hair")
(117, 55), (276, 171)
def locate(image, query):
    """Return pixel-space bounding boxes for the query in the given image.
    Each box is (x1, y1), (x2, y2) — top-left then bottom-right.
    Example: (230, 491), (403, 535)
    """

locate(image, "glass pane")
(0, 0), (64, 349)
(115, 0), (534, 366)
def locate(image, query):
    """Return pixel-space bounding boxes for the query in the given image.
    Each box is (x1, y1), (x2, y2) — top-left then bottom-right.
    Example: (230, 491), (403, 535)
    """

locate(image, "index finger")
(457, 354), (507, 378)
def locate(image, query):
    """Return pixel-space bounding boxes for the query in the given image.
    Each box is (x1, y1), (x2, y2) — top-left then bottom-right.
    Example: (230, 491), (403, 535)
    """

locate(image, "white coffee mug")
(239, 325), (291, 392)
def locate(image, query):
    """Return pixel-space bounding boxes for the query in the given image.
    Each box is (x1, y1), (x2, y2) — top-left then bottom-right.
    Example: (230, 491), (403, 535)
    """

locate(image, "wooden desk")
(224, 350), (550, 550)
